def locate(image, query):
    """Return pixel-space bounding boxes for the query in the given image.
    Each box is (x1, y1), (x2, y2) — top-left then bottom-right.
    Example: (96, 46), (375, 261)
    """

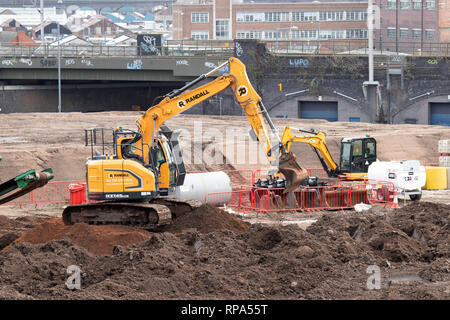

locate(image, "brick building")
(439, 0), (450, 42)
(374, 0), (440, 53)
(173, 0), (369, 42)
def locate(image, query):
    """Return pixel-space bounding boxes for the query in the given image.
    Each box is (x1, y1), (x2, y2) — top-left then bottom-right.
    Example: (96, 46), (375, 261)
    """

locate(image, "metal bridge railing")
(263, 40), (450, 56)
(0, 40), (235, 59)
(1, 39), (449, 59)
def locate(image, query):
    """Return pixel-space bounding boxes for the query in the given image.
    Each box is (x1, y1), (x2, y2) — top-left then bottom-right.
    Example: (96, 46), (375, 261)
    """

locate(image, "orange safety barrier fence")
(204, 180), (395, 213)
(204, 188), (254, 214)
(0, 180), (80, 208)
(0, 169), (395, 213)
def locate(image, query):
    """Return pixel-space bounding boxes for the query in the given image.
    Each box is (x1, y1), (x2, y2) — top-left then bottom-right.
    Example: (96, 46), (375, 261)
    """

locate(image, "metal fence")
(205, 180), (396, 213)
(0, 180), (79, 208)
(1, 40), (448, 59)
(0, 40), (235, 59)
(265, 40), (450, 56)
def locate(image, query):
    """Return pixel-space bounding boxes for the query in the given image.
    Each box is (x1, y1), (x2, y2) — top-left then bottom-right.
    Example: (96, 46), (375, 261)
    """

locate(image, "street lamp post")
(317, 19), (321, 53)
(421, 0), (424, 55)
(57, 0), (63, 113)
(57, 21), (61, 113)
(40, 0), (45, 45)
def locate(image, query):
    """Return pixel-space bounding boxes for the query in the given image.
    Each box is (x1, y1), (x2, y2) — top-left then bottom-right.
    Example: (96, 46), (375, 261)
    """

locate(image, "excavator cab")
(340, 137), (377, 174)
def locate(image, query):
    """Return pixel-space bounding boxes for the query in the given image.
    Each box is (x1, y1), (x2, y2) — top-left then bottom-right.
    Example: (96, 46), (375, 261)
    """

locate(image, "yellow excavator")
(281, 127), (377, 180)
(62, 57), (308, 228)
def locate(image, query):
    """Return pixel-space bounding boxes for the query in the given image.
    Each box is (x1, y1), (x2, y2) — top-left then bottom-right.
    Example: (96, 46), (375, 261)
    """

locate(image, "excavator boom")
(134, 57), (308, 190)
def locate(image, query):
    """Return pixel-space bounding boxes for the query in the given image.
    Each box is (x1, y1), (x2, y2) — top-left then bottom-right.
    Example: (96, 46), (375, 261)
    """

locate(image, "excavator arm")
(281, 126), (341, 178)
(133, 57), (308, 191)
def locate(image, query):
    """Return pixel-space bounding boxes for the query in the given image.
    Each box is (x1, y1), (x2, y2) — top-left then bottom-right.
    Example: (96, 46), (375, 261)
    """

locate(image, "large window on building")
(191, 12), (209, 23)
(236, 12), (263, 22)
(236, 30), (263, 39)
(292, 11), (317, 22)
(319, 30), (345, 39)
(400, 28), (409, 38)
(400, 0), (411, 9)
(263, 30), (277, 39)
(425, 29), (435, 39)
(320, 11), (345, 21)
(412, 29), (421, 39)
(346, 29), (368, 39)
(263, 30), (289, 39)
(191, 30), (209, 40)
(215, 19), (229, 39)
(387, 28), (396, 38)
(426, 0), (435, 9)
(346, 11), (368, 21)
(387, 0), (397, 9)
(264, 12), (290, 22)
(413, 0), (422, 9)
(292, 29), (317, 39)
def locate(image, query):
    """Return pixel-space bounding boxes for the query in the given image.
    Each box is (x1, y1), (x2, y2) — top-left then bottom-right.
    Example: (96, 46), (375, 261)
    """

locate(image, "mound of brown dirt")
(0, 215), (40, 248)
(387, 201), (450, 262)
(163, 205), (249, 234)
(4, 218), (152, 256)
(2, 205), (247, 256)
(0, 233), (19, 250)
(0, 202), (448, 300)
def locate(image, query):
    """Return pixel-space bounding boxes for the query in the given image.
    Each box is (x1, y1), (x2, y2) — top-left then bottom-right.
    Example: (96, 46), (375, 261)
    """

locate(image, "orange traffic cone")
(392, 190), (399, 208)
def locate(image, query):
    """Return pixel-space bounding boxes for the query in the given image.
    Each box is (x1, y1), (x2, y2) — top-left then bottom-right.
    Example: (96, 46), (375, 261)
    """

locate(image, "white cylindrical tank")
(170, 171), (232, 206)
(368, 160), (426, 191)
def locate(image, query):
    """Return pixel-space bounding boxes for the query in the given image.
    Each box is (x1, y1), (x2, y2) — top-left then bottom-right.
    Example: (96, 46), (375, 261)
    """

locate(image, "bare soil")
(0, 202), (448, 300)
(0, 112), (449, 300)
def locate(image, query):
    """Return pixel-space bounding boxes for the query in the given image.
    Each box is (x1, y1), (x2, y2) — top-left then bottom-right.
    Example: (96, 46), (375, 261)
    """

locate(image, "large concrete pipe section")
(169, 172), (232, 206)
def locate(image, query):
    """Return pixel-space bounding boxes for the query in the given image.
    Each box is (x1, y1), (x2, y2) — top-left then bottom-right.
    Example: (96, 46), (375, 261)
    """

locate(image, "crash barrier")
(205, 180), (395, 213)
(0, 180), (79, 208)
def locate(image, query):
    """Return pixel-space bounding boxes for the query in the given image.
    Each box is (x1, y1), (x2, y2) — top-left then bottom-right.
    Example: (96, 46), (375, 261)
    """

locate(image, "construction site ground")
(0, 112), (449, 300)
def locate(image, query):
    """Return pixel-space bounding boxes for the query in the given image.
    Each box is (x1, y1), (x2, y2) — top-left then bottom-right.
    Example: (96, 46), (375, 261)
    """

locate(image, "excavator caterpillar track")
(0, 169), (53, 205)
(62, 198), (203, 229)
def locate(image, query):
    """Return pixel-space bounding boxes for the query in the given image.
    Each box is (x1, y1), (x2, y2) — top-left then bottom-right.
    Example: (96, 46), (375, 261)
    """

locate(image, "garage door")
(430, 103), (450, 126)
(298, 101), (338, 122)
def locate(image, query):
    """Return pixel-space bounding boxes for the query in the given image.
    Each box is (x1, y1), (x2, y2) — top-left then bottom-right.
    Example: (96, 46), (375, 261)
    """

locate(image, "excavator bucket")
(279, 152), (308, 193)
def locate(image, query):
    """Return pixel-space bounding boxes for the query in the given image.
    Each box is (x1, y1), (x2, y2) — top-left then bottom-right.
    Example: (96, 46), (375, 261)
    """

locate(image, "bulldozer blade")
(279, 152), (308, 193)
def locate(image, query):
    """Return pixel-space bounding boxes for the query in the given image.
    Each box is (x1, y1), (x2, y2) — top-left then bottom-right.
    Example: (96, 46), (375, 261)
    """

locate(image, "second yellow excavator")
(62, 57), (308, 228)
(281, 126), (377, 180)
